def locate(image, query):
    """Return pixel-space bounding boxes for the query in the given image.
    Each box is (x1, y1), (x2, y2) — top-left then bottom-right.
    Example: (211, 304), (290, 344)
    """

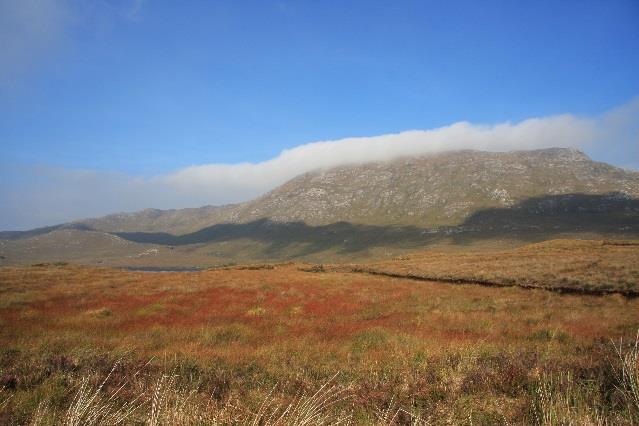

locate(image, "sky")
(1, 0), (638, 230)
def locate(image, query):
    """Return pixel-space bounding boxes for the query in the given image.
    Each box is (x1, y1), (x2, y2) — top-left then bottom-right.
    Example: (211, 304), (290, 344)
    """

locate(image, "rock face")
(231, 148), (639, 227)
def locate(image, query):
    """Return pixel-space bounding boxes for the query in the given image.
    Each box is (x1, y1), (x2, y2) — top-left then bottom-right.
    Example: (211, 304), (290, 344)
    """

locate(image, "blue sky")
(1, 0), (638, 229)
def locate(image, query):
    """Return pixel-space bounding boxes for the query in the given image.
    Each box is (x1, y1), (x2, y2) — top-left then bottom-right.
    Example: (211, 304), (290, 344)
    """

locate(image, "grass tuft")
(611, 330), (639, 423)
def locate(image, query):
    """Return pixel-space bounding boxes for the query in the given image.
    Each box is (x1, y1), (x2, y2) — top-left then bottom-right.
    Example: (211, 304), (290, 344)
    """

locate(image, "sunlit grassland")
(351, 239), (639, 294)
(1, 248), (638, 424)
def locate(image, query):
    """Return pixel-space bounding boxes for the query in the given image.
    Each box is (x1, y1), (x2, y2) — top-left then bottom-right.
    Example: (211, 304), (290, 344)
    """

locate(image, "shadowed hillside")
(1, 149), (638, 265)
(95, 192), (638, 264)
(0, 223), (93, 241)
(451, 192), (639, 244)
(1, 192), (638, 265)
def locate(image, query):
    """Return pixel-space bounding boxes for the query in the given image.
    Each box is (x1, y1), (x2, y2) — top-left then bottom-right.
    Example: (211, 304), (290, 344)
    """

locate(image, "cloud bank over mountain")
(1, 98), (638, 230)
(164, 113), (596, 197)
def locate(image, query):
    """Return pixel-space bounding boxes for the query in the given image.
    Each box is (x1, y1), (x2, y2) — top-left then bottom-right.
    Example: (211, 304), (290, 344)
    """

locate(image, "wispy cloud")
(124, 0), (146, 21)
(0, 0), (147, 88)
(590, 97), (639, 170)
(0, 0), (71, 87)
(2, 98), (637, 230)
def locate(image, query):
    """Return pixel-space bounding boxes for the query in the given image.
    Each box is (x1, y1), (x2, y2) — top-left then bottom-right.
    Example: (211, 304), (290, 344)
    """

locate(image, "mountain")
(230, 148), (639, 227)
(1, 148), (638, 266)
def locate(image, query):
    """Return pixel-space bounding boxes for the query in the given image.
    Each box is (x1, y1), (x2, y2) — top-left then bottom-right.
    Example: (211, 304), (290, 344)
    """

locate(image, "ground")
(0, 240), (638, 424)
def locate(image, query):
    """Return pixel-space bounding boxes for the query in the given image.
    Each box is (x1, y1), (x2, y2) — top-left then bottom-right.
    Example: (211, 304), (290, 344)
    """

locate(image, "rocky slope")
(231, 148), (639, 227)
(66, 147), (639, 233)
(1, 148), (638, 265)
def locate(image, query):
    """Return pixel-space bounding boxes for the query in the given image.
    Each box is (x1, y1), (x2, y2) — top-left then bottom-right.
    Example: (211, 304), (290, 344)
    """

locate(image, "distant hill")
(1, 148), (638, 265)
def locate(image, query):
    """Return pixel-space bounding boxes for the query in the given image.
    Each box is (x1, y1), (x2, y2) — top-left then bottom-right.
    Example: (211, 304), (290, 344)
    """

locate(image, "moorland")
(1, 239), (638, 424)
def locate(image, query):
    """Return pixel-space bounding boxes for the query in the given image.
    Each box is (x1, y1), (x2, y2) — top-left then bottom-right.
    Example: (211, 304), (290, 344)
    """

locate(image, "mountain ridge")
(1, 147), (638, 265)
(65, 147), (639, 232)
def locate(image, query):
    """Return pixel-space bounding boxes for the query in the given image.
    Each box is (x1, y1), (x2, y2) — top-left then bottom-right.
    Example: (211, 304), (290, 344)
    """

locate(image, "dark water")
(121, 266), (203, 272)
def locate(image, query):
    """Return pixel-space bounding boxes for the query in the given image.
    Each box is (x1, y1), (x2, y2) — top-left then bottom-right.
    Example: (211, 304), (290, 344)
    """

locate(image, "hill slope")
(68, 148), (639, 232)
(1, 148), (638, 265)
(231, 148), (639, 227)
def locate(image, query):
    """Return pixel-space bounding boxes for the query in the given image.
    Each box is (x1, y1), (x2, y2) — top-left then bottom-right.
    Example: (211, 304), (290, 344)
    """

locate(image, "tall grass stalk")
(63, 363), (143, 426)
(612, 330), (639, 422)
(147, 373), (223, 425)
(249, 373), (352, 425)
(0, 388), (11, 413)
(532, 371), (609, 426)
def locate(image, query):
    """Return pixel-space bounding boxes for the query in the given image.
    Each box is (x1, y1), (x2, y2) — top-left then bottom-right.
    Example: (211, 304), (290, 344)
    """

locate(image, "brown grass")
(345, 239), (639, 295)
(1, 241), (638, 423)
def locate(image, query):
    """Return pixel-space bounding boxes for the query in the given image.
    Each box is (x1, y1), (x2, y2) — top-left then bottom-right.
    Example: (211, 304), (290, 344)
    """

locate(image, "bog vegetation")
(348, 239), (639, 295)
(1, 240), (638, 424)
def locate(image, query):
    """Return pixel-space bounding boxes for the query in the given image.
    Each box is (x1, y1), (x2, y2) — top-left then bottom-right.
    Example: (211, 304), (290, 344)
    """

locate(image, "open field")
(1, 241), (639, 424)
(344, 239), (639, 296)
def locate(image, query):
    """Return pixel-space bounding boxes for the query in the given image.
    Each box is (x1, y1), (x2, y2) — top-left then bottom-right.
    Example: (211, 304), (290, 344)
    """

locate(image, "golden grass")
(346, 239), (639, 294)
(0, 242), (638, 423)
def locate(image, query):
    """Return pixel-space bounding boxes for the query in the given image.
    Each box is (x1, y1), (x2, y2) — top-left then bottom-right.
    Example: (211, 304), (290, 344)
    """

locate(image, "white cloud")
(1, 99), (637, 230)
(162, 113), (597, 205)
(164, 113), (596, 198)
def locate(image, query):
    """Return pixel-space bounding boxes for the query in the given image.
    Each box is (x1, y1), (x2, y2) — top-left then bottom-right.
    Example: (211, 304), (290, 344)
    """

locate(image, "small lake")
(121, 266), (203, 272)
